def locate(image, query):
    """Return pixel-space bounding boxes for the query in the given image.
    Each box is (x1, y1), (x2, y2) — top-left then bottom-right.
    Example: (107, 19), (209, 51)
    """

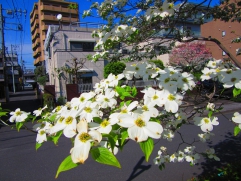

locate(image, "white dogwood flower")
(33, 105), (48, 117)
(232, 112), (241, 128)
(118, 112), (163, 142)
(70, 120), (102, 164)
(9, 108), (30, 123)
(206, 148), (220, 161)
(194, 116), (219, 132)
(185, 153), (200, 165)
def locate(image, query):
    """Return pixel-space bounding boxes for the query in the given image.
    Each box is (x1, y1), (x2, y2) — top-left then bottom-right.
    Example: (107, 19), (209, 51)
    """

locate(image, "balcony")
(32, 42), (40, 51)
(40, 4), (78, 15)
(41, 14), (57, 21)
(41, 24), (48, 31)
(31, 22), (39, 35)
(32, 29), (40, 40)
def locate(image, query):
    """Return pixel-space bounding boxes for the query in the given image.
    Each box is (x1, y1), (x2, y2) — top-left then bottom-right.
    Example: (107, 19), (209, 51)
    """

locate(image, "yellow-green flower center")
(231, 78), (236, 82)
(65, 116), (73, 124)
(135, 118), (146, 127)
(203, 118), (210, 124)
(56, 106), (61, 112)
(142, 105), (149, 111)
(59, 116), (65, 123)
(168, 94), (175, 101)
(215, 68), (220, 73)
(121, 108), (128, 113)
(168, 3), (174, 9)
(164, 78), (170, 83)
(104, 98), (109, 102)
(153, 94), (159, 100)
(182, 78), (188, 83)
(84, 107), (92, 113)
(79, 133), (91, 143)
(80, 97), (85, 102)
(39, 130), (45, 135)
(226, 69), (232, 74)
(16, 111), (22, 116)
(100, 119), (110, 128)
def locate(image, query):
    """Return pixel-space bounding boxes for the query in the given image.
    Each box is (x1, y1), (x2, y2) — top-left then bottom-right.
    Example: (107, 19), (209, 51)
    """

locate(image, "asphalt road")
(1, 111), (241, 181)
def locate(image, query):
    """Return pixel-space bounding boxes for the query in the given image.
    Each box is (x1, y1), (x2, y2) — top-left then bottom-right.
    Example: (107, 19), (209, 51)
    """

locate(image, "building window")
(70, 42), (95, 51)
(222, 51), (226, 56)
(222, 31), (226, 37)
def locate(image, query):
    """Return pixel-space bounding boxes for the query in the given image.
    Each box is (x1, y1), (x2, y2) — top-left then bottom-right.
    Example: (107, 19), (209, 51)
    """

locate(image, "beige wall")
(201, 20), (241, 65)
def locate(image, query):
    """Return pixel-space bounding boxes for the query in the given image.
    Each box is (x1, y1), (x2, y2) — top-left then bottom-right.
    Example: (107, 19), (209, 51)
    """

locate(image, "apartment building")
(201, 20), (241, 65)
(30, 0), (79, 66)
(201, 0), (241, 65)
(44, 23), (105, 98)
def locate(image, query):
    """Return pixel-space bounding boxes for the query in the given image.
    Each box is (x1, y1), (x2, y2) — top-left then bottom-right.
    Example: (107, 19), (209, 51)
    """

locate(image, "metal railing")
(78, 83), (93, 93)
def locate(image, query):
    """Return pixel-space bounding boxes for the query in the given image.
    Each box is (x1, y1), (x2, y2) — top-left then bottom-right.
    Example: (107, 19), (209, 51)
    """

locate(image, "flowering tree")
(1, 0), (241, 179)
(169, 42), (212, 66)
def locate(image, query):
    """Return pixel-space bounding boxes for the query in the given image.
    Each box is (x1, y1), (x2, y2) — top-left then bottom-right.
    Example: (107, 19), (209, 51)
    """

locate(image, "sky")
(1, 0), (221, 70)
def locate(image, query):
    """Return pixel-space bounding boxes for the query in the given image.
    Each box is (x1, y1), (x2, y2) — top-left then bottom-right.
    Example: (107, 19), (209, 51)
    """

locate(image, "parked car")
(24, 83), (33, 89)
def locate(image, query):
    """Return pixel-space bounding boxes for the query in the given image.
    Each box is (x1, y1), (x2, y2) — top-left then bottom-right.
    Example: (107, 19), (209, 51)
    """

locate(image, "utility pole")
(0, 5), (9, 102)
(10, 44), (16, 93)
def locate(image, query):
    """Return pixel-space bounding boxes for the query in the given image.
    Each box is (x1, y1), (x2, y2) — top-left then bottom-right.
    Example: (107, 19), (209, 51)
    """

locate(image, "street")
(1, 110), (241, 181)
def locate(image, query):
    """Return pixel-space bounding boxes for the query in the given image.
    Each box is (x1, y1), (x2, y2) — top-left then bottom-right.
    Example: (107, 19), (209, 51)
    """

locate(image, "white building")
(44, 23), (105, 98)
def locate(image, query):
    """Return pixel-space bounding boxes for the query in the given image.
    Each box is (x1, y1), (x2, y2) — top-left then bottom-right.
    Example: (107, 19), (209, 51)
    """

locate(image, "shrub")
(104, 62), (126, 78)
(149, 59), (165, 69)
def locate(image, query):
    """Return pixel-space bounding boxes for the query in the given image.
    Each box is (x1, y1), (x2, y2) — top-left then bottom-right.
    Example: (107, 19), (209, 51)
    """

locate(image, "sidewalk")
(0, 89), (42, 115)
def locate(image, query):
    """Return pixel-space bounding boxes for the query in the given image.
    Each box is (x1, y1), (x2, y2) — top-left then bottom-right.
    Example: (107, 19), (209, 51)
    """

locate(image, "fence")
(78, 83), (93, 93)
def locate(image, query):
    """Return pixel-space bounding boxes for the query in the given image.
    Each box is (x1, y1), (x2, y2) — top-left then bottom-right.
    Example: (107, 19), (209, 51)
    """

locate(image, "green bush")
(37, 76), (47, 86)
(104, 62), (126, 78)
(43, 93), (55, 110)
(149, 59), (165, 69)
(57, 96), (66, 105)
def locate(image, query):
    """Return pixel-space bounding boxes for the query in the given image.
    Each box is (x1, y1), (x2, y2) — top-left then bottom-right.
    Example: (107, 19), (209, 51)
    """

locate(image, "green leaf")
(93, 117), (102, 124)
(90, 147), (121, 168)
(233, 88), (241, 97)
(122, 92), (132, 97)
(49, 113), (57, 122)
(55, 155), (79, 178)
(139, 138), (154, 162)
(0, 111), (8, 117)
(234, 126), (241, 136)
(120, 130), (128, 148)
(132, 87), (137, 97)
(16, 122), (24, 131)
(36, 142), (42, 151)
(51, 130), (63, 145)
(208, 111), (213, 118)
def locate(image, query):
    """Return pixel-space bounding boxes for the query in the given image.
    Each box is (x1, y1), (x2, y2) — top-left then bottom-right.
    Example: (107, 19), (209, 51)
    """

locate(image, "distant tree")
(56, 57), (86, 84)
(169, 42), (212, 66)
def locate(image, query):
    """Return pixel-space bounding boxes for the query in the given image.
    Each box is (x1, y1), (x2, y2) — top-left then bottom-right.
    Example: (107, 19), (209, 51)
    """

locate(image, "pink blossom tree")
(169, 42), (212, 66)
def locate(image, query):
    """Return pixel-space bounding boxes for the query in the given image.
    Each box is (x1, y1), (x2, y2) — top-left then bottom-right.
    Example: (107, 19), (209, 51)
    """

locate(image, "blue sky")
(1, 0), (220, 70)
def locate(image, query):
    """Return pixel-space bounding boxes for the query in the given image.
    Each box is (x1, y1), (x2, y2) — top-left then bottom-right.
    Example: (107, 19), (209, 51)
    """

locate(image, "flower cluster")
(6, 59), (241, 176)
(201, 59), (241, 89)
(154, 146), (201, 166)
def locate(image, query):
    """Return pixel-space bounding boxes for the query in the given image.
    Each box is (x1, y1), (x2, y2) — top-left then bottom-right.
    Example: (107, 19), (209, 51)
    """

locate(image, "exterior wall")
(201, 20), (241, 64)
(30, 0), (79, 66)
(46, 25), (104, 99)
